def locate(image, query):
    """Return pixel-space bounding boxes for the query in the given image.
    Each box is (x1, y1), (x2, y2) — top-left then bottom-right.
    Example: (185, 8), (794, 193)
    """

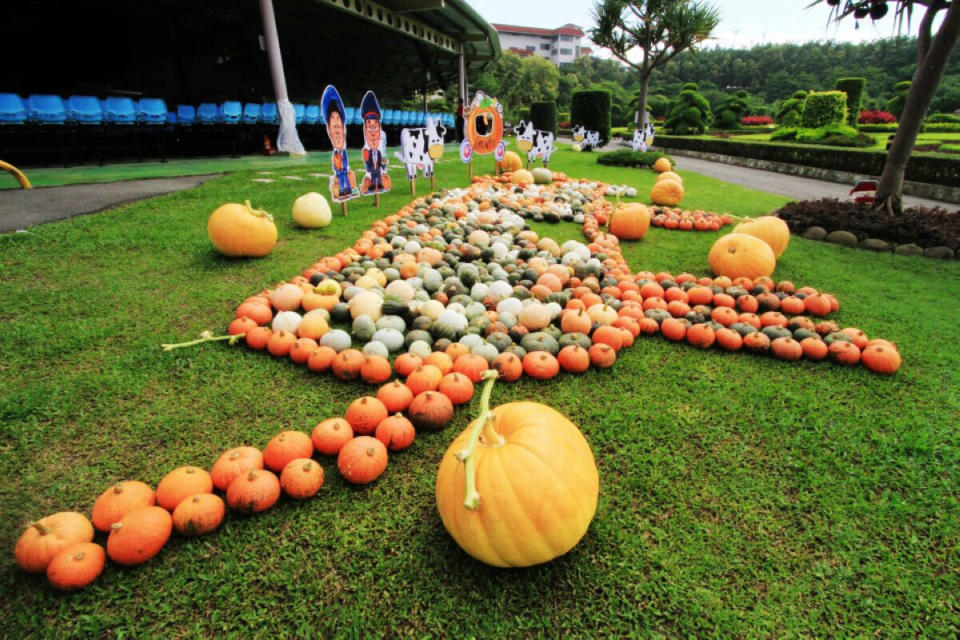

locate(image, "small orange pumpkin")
(408, 391), (454, 431)
(588, 343), (617, 368)
(558, 345), (591, 373)
(438, 372), (475, 405)
(14, 512), (95, 573)
(394, 353), (423, 377)
(338, 436), (389, 484)
(91, 481), (157, 531)
(650, 179), (684, 206)
(311, 417), (354, 455)
(715, 328), (743, 351)
(263, 430), (315, 472)
(492, 352), (524, 382)
(46, 542), (105, 591)
(331, 349), (366, 381)
(771, 337), (803, 361)
(360, 355), (393, 384)
(406, 365), (444, 396)
(280, 459), (325, 499)
(801, 337), (829, 360)
(307, 345), (338, 372)
(107, 506), (172, 566)
(172, 493), (226, 537)
(345, 396), (389, 435)
(608, 203), (651, 240)
(860, 344), (901, 374)
(377, 380), (415, 413)
(226, 470), (282, 514)
(451, 354), (490, 383)
(686, 323), (715, 349)
(375, 414), (417, 451)
(211, 447), (264, 491)
(155, 467), (213, 512)
(522, 351), (560, 379)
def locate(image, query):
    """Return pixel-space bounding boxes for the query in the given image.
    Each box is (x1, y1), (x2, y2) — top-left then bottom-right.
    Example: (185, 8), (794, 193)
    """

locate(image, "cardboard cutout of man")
(321, 85), (359, 202)
(359, 91), (391, 195)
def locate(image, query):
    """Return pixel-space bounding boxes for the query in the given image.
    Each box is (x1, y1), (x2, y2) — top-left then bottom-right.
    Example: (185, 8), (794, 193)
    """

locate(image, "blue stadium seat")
(242, 102), (261, 124)
(397, 111), (408, 126)
(260, 102), (278, 124)
(304, 104), (319, 125)
(66, 95), (103, 124)
(416, 112), (426, 126)
(103, 96), (137, 124)
(293, 103), (305, 124)
(220, 101), (242, 124)
(167, 111), (177, 125)
(445, 113), (455, 127)
(138, 98), (167, 124)
(0, 93), (27, 124)
(176, 104), (196, 125)
(383, 109), (396, 125)
(27, 94), (68, 124)
(197, 102), (220, 124)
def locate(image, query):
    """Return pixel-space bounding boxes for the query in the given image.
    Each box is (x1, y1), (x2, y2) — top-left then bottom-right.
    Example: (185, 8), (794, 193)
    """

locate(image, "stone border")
(656, 147), (960, 204)
(801, 226), (955, 259)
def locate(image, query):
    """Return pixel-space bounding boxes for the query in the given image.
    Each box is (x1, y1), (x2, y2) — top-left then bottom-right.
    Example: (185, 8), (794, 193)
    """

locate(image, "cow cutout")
(514, 120), (555, 167)
(632, 120), (656, 153)
(572, 125), (600, 151)
(395, 118), (447, 192)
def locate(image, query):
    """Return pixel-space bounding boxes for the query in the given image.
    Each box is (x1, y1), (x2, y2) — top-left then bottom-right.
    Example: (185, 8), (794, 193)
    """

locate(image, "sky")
(471, 0), (922, 50)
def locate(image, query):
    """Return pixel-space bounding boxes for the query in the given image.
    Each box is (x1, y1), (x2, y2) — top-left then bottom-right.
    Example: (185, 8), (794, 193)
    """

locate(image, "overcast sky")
(473, 0), (922, 50)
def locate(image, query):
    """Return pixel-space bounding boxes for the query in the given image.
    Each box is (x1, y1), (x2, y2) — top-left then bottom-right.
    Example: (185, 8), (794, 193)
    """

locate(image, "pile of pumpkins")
(650, 206), (734, 232)
(708, 215), (792, 281)
(651, 157), (684, 206)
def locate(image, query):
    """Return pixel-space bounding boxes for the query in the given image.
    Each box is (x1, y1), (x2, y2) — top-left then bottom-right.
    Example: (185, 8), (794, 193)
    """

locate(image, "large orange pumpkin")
(14, 512), (95, 573)
(733, 216), (791, 258)
(708, 233), (777, 280)
(653, 157), (673, 173)
(497, 151), (523, 172)
(650, 179), (684, 206)
(207, 201), (277, 258)
(608, 203), (650, 240)
(464, 92), (504, 155)
(435, 373), (599, 567)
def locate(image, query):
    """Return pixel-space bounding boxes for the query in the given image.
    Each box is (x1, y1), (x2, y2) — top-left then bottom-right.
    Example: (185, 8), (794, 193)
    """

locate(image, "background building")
(491, 23), (591, 66)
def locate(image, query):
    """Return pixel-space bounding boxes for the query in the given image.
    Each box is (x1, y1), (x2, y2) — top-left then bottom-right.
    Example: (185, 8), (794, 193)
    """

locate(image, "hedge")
(571, 90), (612, 144)
(859, 123), (960, 133)
(529, 101), (558, 135)
(835, 78), (866, 129)
(801, 91), (847, 129)
(596, 149), (673, 168)
(653, 135), (960, 186)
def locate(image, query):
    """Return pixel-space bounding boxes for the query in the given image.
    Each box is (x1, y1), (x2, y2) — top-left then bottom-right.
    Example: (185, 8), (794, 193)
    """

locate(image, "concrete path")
(0, 175), (219, 233)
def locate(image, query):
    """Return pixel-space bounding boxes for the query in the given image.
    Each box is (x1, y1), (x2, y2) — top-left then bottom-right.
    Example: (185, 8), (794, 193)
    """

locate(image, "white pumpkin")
(320, 329), (351, 352)
(349, 290), (383, 321)
(271, 310), (302, 334)
(292, 192), (332, 228)
(372, 328), (405, 353)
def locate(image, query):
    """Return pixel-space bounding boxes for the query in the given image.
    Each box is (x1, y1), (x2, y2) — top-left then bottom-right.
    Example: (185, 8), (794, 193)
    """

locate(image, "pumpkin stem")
(31, 522), (52, 536)
(456, 369), (501, 510)
(244, 200), (274, 222)
(161, 331), (246, 351)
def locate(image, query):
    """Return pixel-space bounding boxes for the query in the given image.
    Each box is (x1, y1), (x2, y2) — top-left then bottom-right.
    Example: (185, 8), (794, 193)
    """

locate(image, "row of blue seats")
(0, 93), (455, 128)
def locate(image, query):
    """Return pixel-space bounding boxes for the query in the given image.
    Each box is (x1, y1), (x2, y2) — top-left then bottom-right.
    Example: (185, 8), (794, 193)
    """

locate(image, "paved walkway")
(0, 175), (219, 233)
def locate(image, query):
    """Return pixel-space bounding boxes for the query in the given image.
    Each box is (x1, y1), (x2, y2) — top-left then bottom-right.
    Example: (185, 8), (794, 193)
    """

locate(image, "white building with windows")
(490, 23), (591, 66)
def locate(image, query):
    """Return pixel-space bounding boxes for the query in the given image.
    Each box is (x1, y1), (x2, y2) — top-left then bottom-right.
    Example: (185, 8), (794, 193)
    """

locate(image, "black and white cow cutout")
(632, 120), (656, 153)
(394, 118), (447, 183)
(514, 120), (555, 167)
(572, 125), (600, 151)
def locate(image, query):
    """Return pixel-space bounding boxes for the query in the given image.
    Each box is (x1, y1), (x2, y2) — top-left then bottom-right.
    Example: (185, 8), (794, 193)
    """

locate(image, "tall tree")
(814, 0), (959, 214)
(590, 0), (720, 130)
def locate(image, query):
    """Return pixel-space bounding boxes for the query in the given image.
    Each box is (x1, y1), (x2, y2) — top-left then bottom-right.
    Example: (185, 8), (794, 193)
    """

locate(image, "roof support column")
(259, 0), (305, 155)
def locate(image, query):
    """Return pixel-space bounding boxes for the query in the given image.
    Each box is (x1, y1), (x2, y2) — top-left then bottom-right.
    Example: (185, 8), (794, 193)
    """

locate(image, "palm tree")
(590, 0), (720, 131)
(814, 0), (959, 214)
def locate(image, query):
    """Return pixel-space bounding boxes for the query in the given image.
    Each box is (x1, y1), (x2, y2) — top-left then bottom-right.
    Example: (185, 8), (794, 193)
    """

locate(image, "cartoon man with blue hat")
(359, 90), (391, 195)
(321, 84), (358, 202)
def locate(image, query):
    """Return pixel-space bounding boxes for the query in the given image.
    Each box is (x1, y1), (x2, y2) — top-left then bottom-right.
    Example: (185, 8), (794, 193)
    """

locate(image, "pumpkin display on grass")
(156, 467), (213, 512)
(227, 470), (282, 514)
(650, 179), (684, 206)
(14, 512), (95, 573)
(708, 233), (776, 280)
(733, 216), (790, 258)
(608, 203), (650, 240)
(172, 494), (226, 537)
(338, 436), (389, 484)
(46, 542), (106, 591)
(207, 200), (277, 258)
(436, 372), (599, 567)
(280, 459), (325, 499)
(263, 430), (315, 472)
(107, 506), (173, 566)
(91, 481), (156, 531)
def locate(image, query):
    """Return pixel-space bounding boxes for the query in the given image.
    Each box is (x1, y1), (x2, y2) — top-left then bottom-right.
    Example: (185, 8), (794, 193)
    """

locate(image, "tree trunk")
(637, 74), (650, 128)
(875, 3), (960, 214)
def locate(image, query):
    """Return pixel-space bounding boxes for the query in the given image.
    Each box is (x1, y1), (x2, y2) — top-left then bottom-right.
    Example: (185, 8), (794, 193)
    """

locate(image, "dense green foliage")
(571, 90), (613, 143)
(1, 147), (958, 637)
(529, 101), (558, 135)
(835, 77), (866, 128)
(714, 90), (751, 129)
(887, 80), (913, 119)
(666, 83), (713, 134)
(595, 149), (673, 168)
(776, 91), (808, 127)
(800, 91), (848, 129)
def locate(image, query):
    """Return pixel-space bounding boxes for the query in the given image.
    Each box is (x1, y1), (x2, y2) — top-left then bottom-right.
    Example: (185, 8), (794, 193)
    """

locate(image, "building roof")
(491, 23), (585, 37)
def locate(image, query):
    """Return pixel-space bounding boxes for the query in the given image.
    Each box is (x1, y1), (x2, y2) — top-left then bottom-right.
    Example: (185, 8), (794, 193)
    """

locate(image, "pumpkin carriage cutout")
(459, 91), (505, 176)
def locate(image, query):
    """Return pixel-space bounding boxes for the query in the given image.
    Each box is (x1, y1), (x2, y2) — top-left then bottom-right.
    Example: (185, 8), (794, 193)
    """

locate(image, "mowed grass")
(1, 145), (958, 637)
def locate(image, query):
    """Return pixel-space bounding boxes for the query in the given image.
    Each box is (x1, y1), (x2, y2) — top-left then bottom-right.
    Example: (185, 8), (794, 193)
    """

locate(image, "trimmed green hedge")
(597, 149), (673, 168)
(835, 78), (866, 129)
(529, 101), (558, 135)
(571, 90), (612, 144)
(858, 123), (960, 133)
(654, 135), (960, 186)
(801, 91), (847, 129)
(777, 90), (808, 127)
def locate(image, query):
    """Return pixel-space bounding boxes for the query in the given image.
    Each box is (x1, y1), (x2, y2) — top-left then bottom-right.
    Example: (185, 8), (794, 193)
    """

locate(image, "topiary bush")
(571, 90), (612, 144)
(800, 91), (847, 129)
(795, 125), (874, 147)
(886, 81), (911, 119)
(714, 90), (751, 130)
(926, 112), (960, 124)
(834, 78), (866, 129)
(665, 83), (712, 135)
(596, 149), (674, 168)
(776, 90), (808, 127)
(529, 101), (558, 135)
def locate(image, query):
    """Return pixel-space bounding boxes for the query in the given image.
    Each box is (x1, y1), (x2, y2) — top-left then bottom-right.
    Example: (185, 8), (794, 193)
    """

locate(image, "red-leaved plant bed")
(859, 110), (897, 124)
(742, 115), (774, 126)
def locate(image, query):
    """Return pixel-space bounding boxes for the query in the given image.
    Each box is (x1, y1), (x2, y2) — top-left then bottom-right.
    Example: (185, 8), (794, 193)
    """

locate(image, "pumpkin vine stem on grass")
(161, 330), (245, 351)
(456, 369), (503, 510)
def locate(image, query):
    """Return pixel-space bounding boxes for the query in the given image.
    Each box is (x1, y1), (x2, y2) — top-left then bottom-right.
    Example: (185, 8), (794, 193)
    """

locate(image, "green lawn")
(1, 146), (958, 637)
